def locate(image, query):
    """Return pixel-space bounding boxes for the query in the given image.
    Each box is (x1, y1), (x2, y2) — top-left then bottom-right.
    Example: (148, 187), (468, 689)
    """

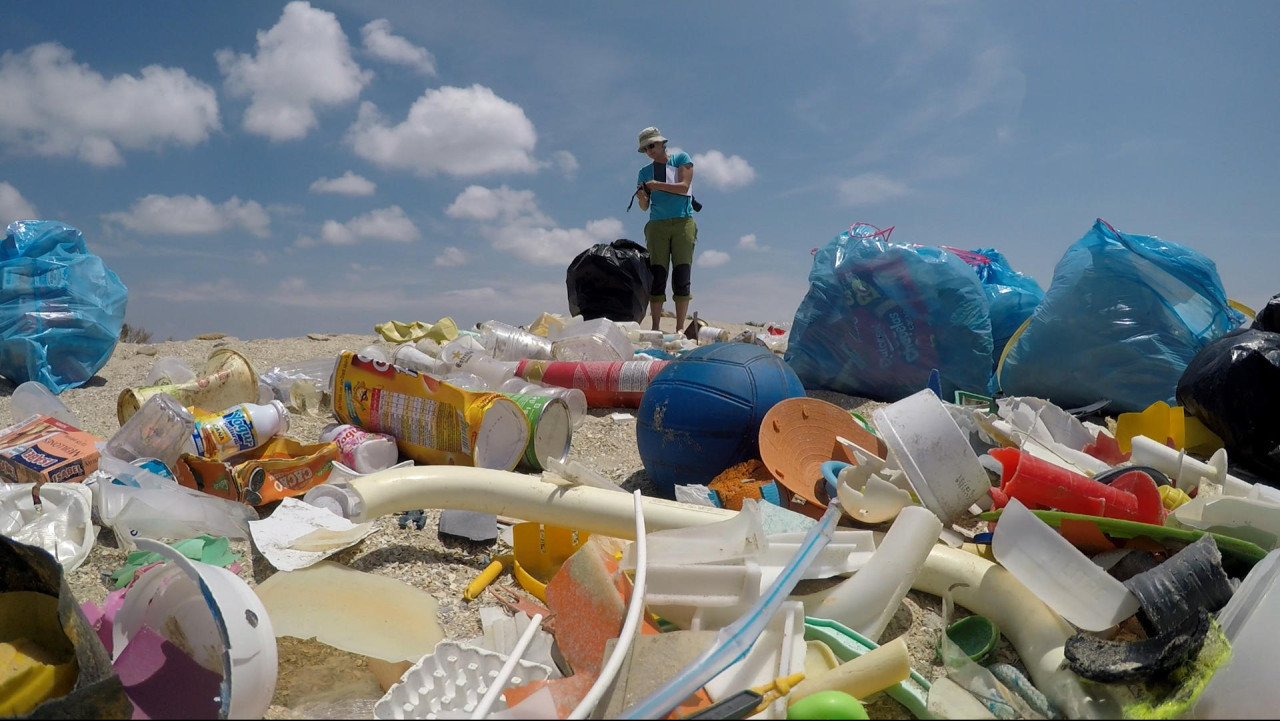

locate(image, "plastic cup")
(144, 356), (197, 386)
(10, 381), (82, 427)
(103, 393), (196, 470)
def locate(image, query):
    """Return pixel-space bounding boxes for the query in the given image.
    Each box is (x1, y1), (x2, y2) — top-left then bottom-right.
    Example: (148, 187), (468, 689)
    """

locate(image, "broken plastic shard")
(1122, 533), (1234, 637)
(1064, 609), (1210, 683)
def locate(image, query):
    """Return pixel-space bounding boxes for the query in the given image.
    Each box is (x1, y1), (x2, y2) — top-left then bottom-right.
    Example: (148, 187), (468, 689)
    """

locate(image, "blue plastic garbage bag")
(948, 247), (1045, 367)
(996, 219), (1243, 413)
(0, 220), (128, 393)
(784, 224), (994, 402)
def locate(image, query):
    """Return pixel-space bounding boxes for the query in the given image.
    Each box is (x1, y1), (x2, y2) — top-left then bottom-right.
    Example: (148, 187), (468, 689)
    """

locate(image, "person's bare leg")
(675, 299), (690, 336)
(650, 300), (664, 331)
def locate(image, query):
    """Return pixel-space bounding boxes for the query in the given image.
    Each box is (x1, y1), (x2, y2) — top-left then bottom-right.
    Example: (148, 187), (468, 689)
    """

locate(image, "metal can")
(505, 394), (572, 471)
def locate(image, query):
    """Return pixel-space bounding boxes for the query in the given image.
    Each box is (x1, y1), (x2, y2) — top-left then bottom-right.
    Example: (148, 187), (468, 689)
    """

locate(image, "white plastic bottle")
(184, 400), (290, 460)
(319, 423), (400, 474)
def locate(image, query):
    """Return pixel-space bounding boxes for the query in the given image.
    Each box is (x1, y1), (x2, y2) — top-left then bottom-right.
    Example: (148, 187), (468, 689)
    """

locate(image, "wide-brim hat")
(637, 127), (667, 152)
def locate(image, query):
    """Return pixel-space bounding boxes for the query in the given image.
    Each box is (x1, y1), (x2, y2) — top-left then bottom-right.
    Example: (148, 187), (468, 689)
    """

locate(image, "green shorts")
(643, 217), (697, 302)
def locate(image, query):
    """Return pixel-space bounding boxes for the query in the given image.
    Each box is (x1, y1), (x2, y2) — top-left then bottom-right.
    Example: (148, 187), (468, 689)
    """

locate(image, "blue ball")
(636, 342), (807, 495)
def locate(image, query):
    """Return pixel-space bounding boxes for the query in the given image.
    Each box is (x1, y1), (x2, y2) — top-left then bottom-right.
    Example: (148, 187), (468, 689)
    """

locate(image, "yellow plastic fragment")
(1159, 485), (1192, 511)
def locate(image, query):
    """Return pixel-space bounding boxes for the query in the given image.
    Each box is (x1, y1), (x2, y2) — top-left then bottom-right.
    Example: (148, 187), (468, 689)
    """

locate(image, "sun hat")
(637, 126), (667, 152)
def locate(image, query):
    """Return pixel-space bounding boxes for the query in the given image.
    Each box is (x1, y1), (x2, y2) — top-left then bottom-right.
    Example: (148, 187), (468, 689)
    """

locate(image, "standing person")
(633, 126), (696, 332)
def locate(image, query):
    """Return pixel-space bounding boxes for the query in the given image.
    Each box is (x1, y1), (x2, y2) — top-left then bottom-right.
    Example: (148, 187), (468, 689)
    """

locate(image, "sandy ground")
(0, 313), (1014, 719)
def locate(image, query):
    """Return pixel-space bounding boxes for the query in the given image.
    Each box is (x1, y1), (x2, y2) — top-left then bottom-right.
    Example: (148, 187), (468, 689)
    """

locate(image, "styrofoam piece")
(620, 498), (765, 569)
(114, 538), (278, 719)
(991, 499), (1140, 632)
(373, 641), (553, 720)
(704, 601), (805, 720)
(0, 480), (95, 572)
(873, 390), (991, 524)
(645, 561), (762, 608)
(1194, 550), (1280, 718)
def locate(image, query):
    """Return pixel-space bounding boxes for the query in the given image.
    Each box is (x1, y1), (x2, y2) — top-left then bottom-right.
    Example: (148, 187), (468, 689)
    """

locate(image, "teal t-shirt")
(638, 151), (694, 220)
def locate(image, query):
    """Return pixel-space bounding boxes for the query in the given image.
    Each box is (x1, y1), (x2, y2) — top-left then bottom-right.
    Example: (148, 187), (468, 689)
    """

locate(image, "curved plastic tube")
(347, 465), (736, 537)
(914, 545), (1122, 720)
(618, 501), (843, 720)
(569, 491), (648, 719)
(471, 612), (544, 719)
(809, 506), (942, 642)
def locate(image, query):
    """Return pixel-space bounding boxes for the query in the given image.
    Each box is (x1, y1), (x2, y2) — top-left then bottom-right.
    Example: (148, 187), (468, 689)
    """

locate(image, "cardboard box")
(0, 414), (102, 487)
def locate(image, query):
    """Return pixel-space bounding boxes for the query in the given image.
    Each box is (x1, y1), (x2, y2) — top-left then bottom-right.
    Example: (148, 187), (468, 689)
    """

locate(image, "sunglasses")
(644, 142), (662, 151)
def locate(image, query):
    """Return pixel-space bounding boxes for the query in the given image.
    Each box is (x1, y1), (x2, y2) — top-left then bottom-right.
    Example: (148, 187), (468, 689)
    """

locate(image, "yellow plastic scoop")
(511, 523), (589, 603)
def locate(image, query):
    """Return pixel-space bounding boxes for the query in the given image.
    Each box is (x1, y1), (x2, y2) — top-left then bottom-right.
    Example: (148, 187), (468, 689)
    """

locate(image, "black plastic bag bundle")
(566, 238), (653, 322)
(1177, 322), (1280, 481)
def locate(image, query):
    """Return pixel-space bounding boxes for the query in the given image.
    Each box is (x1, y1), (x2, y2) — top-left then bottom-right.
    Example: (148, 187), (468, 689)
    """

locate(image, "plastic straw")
(471, 612), (544, 719)
(569, 490), (648, 719)
(618, 500), (843, 719)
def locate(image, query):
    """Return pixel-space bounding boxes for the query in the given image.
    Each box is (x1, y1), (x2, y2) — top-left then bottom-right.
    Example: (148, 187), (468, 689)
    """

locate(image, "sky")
(1, 1), (1276, 342)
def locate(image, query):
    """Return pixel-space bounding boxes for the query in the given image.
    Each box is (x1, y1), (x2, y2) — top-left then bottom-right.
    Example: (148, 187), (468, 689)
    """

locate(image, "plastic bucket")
(113, 538), (277, 719)
(871, 389), (990, 523)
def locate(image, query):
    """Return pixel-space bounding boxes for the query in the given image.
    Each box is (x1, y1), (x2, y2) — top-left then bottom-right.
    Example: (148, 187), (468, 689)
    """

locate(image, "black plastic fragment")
(1064, 609), (1211, 683)
(1123, 533), (1234, 637)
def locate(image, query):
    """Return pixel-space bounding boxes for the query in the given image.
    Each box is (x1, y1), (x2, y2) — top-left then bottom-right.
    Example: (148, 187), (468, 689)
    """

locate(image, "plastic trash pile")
(5, 220), (1280, 719)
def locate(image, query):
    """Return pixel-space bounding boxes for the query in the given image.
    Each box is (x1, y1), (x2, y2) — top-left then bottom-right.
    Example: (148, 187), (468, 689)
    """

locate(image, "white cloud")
(361, 19), (436, 75)
(838, 172), (912, 205)
(552, 150), (579, 176)
(0, 42), (219, 166)
(446, 185), (546, 223)
(309, 171), (376, 195)
(737, 234), (767, 252)
(447, 185), (619, 266)
(103, 194), (271, 237)
(296, 205), (419, 247)
(489, 218), (624, 266)
(435, 246), (466, 266)
(346, 85), (538, 176)
(216, 0), (371, 141)
(692, 150), (755, 190)
(698, 249), (731, 268)
(0, 182), (38, 224)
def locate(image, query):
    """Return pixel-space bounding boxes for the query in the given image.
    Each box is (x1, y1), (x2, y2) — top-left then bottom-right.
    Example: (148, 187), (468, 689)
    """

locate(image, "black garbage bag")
(1176, 326), (1280, 481)
(1252, 292), (1280, 333)
(566, 239), (653, 322)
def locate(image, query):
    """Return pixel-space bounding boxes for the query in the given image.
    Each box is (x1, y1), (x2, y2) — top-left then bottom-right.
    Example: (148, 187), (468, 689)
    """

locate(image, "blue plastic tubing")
(618, 500), (843, 719)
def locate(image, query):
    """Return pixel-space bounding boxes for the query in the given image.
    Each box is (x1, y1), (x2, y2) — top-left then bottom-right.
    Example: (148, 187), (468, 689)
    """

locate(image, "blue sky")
(1, 1), (1276, 341)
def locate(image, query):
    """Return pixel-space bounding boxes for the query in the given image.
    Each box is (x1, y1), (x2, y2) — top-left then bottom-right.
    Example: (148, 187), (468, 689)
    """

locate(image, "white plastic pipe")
(569, 490), (648, 719)
(348, 465), (736, 538)
(472, 612), (544, 719)
(914, 545), (1122, 720)
(809, 505), (942, 642)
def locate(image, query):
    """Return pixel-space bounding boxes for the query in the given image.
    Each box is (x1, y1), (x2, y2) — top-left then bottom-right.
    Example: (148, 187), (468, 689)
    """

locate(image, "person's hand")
(641, 181), (653, 193)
